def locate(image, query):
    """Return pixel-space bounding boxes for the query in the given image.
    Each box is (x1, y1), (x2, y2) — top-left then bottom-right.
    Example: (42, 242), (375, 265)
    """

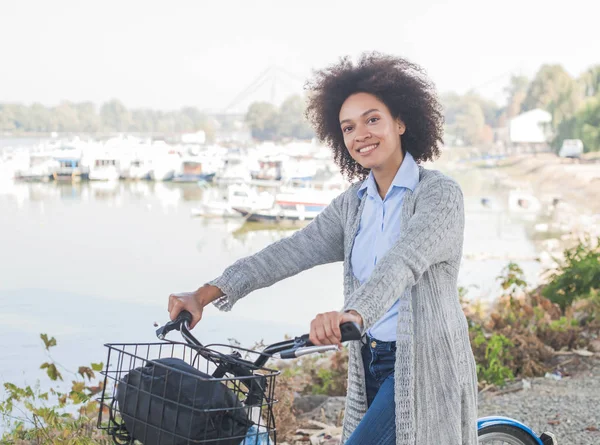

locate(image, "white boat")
(124, 158), (153, 180)
(191, 184), (274, 218)
(0, 151), (29, 182)
(281, 158), (319, 182)
(150, 151), (181, 181)
(232, 187), (338, 224)
(172, 158), (218, 183)
(508, 190), (542, 214)
(251, 155), (284, 181)
(15, 152), (58, 182)
(52, 147), (87, 182)
(213, 153), (256, 185)
(88, 157), (120, 181)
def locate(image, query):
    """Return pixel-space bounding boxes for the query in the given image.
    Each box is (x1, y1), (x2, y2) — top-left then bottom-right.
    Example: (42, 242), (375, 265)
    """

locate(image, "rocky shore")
(283, 353), (600, 445)
(478, 353), (600, 445)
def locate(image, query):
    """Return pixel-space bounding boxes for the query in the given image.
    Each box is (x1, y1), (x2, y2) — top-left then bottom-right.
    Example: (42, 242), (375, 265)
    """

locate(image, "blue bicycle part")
(478, 416), (558, 445)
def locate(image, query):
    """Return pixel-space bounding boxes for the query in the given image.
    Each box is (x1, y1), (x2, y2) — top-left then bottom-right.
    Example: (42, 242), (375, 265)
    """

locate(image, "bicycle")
(97, 311), (557, 445)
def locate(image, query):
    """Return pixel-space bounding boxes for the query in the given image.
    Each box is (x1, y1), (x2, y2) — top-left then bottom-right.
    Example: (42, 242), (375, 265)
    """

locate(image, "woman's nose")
(355, 126), (371, 142)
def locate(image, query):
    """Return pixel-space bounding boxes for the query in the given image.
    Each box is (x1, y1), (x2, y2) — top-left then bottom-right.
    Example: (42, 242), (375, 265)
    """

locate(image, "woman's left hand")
(309, 310), (363, 347)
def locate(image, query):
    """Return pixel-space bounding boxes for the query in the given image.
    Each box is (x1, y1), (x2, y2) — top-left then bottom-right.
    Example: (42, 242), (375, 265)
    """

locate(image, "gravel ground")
(293, 355), (600, 444)
(478, 355), (600, 445)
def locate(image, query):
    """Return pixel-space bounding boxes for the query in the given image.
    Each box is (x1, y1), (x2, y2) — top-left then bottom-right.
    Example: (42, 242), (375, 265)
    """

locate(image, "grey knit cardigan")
(208, 166), (479, 445)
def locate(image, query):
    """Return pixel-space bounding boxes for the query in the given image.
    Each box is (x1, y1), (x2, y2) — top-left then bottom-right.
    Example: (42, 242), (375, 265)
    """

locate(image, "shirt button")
(371, 341), (377, 348)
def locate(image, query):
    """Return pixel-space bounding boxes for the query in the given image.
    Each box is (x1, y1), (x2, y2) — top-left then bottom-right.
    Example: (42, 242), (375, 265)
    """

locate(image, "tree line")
(244, 63), (600, 151)
(1, 63), (598, 151)
(0, 100), (216, 141)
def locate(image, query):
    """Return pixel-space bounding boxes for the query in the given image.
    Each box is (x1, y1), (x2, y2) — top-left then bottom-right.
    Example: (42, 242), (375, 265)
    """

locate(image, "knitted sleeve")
(207, 191), (346, 311)
(342, 176), (464, 332)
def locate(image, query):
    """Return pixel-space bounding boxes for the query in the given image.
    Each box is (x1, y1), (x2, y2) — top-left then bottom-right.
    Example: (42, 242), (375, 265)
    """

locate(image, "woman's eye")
(343, 126), (353, 133)
(367, 117), (379, 124)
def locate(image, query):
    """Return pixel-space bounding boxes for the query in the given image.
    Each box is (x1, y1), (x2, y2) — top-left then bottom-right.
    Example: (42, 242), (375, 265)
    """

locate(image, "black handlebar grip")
(279, 349), (297, 359)
(303, 321), (362, 347)
(176, 310), (193, 326)
(339, 321), (362, 342)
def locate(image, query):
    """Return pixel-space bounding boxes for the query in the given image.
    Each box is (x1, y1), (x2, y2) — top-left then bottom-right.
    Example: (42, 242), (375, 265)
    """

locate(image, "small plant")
(548, 316), (579, 332)
(497, 262), (528, 296)
(300, 348), (349, 397)
(472, 328), (515, 386)
(0, 334), (109, 444)
(542, 237), (600, 312)
(536, 315), (582, 351)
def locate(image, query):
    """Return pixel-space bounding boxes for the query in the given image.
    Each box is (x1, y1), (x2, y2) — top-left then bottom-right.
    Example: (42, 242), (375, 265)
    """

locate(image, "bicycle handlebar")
(156, 310), (194, 340)
(156, 310), (363, 368)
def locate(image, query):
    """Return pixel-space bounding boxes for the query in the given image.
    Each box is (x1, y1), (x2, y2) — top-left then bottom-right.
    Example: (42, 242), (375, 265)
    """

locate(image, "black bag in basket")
(115, 357), (253, 445)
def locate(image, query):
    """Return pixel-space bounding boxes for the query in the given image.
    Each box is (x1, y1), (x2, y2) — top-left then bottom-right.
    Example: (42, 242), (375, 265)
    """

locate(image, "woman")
(168, 52), (478, 445)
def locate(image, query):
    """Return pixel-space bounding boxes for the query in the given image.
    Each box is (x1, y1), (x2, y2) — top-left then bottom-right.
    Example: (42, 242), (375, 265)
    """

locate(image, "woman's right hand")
(168, 284), (223, 329)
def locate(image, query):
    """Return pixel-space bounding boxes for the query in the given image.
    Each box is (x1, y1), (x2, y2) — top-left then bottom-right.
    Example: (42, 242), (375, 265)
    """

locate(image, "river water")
(0, 164), (541, 395)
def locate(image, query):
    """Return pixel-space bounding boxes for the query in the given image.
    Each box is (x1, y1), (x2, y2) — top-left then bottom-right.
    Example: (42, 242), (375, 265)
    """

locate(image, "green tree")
(277, 95), (314, 140)
(100, 99), (132, 132)
(0, 104), (18, 131)
(555, 94), (600, 152)
(130, 108), (157, 133)
(0, 104), (29, 131)
(455, 98), (486, 145)
(522, 64), (582, 128)
(579, 65), (600, 98)
(53, 101), (80, 132)
(441, 92), (463, 127)
(576, 96), (600, 151)
(25, 103), (52, 132)
(504, 75), (529, 119)
(75, 102), (101, 133)
(245, 101), (279, 140)
(473, 93), (501, 128)
(442, 92), (498, 145)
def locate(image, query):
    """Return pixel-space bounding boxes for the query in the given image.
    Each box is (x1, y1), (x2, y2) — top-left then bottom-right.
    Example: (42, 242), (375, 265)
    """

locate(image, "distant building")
(509, 109), (552, 151)
(181, 130), (206, 144)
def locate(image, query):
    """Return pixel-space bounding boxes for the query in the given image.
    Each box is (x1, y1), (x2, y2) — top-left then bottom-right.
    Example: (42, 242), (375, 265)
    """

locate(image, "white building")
(181, 130), (206, 144)
(509, 109), (552, 145)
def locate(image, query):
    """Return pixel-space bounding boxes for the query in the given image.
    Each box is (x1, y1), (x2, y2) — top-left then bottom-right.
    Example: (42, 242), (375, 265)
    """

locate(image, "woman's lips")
(357, 143), (379, 155)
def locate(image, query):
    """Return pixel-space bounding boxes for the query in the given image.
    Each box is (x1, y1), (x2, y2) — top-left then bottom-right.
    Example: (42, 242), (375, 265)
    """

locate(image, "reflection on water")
(0, 169), (544, 390)
(0, 172), (544, 291)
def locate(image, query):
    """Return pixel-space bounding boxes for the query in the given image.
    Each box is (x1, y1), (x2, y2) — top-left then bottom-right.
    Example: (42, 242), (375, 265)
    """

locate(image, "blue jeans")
(344, 336), (396, 445)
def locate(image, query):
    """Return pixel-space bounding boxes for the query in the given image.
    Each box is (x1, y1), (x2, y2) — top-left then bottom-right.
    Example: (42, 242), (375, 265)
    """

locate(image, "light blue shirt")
(351, 151), (420, 341)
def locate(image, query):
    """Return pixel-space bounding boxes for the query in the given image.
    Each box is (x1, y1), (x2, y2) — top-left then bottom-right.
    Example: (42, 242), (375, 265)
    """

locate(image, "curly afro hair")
(305, 52), (444, 181)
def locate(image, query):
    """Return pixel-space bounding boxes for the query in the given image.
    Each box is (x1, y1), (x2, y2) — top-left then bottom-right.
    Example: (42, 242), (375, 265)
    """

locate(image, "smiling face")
(339, 92), (405, 172)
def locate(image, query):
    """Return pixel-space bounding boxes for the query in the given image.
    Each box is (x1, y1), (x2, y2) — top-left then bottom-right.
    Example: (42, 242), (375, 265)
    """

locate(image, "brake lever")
(279, 345), (339, 359)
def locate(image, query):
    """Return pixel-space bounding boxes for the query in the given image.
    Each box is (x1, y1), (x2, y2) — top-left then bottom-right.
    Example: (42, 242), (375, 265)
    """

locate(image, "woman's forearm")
(207, 192), (347, 311)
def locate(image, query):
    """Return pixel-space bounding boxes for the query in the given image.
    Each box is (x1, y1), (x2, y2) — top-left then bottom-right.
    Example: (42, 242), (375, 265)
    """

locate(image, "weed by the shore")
(542, 236), (600, 311)
(0, 334), (108, 444)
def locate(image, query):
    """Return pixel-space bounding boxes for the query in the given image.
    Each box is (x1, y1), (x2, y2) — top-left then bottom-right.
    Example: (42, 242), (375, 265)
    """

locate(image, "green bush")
(472, 327), (515, 386)
(542, 237), (600, 312)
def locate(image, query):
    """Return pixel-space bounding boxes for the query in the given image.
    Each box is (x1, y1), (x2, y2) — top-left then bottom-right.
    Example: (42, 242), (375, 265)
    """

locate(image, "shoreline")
(437, 151), (600, 283)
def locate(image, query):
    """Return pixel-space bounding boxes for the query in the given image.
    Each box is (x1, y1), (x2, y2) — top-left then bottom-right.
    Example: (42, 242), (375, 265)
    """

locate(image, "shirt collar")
(357, 151), (419, 199)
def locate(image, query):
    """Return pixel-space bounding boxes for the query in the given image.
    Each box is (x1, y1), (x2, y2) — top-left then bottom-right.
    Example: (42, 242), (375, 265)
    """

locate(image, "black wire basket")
(97, 341), (279, 445)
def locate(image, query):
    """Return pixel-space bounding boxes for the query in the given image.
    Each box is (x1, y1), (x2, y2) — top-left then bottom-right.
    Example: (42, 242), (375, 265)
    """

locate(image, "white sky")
(1, 0), (598, 112)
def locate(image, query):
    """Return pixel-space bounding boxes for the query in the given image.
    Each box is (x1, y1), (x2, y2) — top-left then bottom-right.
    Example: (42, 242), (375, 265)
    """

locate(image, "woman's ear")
(397, 119), (406, 135)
